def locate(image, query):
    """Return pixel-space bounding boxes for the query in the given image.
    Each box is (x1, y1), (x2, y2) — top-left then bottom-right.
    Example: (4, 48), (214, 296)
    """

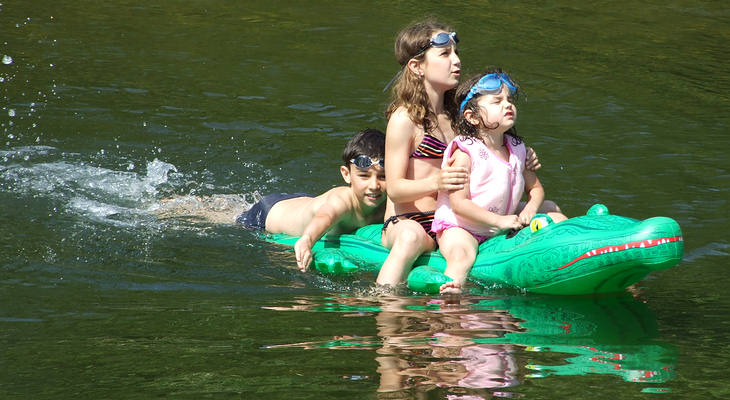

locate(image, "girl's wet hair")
(453, 67), (523, 145)
(342, 128), (386, 167)
(385, 19), (457, 134)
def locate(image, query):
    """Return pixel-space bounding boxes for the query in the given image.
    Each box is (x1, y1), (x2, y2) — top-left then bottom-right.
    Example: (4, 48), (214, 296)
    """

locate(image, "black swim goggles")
(350, 155), (384, 170)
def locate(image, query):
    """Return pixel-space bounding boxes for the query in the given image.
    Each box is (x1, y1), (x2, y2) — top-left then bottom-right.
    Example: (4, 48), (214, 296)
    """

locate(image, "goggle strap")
(382, 69), (402, 93)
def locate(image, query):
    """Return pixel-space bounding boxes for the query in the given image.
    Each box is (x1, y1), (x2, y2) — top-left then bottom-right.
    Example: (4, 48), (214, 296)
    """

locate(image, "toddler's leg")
(437, 227), (478, 294)
(379, 220), (435, 287)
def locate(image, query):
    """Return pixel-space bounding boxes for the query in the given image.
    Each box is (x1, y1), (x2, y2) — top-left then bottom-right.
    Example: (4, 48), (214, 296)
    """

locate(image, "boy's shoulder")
(318, 185), (357, 206)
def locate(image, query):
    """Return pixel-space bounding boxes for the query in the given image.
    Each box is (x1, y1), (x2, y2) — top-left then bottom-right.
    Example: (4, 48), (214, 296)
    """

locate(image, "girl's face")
(418, 32), (461, 91)
(473, 85), (516, 131)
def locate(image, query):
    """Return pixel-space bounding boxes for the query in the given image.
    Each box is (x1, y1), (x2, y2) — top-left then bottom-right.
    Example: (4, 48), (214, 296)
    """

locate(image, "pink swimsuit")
(431, 135), (526, 241)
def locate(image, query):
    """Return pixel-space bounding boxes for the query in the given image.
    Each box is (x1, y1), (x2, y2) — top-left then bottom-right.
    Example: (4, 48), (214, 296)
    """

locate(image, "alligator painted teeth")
(558, 236), (683, 270)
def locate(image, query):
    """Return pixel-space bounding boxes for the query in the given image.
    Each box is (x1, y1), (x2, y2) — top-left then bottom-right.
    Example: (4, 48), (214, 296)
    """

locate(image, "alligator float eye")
(530, 216), (551, 232)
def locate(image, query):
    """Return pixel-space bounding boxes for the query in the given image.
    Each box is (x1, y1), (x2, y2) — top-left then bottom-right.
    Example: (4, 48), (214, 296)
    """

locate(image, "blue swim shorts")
(236, 192), (312, 230)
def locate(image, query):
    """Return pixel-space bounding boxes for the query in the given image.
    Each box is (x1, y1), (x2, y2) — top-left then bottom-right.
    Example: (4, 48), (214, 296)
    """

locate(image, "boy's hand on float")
(526, 147), (542, 171)
(294, 235), (314, 272)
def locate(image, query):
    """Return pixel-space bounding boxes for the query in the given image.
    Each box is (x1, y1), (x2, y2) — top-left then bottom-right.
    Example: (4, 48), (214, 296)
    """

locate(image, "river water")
(1, 1), (728, 399)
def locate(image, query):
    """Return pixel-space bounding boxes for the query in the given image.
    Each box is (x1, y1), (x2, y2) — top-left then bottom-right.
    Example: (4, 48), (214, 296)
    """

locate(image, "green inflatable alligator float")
(268, 204), (684, 294)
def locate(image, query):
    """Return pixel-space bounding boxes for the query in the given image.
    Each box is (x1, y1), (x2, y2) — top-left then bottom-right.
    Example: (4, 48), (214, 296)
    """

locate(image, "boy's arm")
(448, 150), (522, 231)
(294, 189), (352, 272)
(518, 169), (545, 225)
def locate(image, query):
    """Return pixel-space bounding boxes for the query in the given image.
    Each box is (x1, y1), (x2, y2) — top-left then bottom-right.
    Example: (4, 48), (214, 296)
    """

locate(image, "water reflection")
(264, 293), (675, 398)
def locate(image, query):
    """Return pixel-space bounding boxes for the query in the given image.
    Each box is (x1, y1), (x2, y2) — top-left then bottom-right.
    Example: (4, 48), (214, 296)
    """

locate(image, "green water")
(1, 1), (728, 399)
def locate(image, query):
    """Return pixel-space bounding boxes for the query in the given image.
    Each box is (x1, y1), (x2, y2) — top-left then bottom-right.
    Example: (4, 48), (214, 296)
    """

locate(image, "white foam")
(1, 154), (181, 226)
(67, 196), (141, 227)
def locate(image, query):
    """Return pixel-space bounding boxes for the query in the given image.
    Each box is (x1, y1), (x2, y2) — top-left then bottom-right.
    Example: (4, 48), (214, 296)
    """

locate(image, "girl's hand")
(496, 214), (523, 231)
(436, 153), (468, 191)
(526, 147), (542, 171)
(294, 235), (314, 272)
(437, 166), (468, 190)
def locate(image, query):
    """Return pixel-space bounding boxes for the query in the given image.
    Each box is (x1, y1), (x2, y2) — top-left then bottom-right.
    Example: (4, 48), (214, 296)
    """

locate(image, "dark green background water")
(2, 1), (728, 399)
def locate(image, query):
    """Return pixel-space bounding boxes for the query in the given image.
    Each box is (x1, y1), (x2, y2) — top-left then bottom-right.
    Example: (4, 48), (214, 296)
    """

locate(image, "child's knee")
(391, 223), (431, 249)
(541, 200), (561, 213)
(442, 244), (476, 264)
(540, 200), (568, 222)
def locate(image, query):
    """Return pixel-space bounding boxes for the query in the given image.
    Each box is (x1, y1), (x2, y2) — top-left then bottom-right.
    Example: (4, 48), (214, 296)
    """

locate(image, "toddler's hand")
(496, 214), (522, 231)
(294, 236), (313, 272)
(526, 147), (542, 171)
(518, 209), (537, 226)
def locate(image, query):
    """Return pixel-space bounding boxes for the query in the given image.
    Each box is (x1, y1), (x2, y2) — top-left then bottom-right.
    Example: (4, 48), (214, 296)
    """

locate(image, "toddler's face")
(475, 85), (517, 130)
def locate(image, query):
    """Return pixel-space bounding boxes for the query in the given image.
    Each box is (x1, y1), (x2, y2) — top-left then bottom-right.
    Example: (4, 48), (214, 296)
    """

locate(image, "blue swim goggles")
(351, 155), (384, 170)
(459, 73), (517, 113)
(414, 31), (459, 58)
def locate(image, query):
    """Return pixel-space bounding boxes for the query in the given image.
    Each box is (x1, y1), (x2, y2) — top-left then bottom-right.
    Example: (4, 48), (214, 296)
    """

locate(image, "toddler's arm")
(518, 169), (545, 225)
(448, 150), (522, 231)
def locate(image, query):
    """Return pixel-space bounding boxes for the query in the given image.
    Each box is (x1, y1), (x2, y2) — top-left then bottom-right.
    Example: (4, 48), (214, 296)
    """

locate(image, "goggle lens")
(413, 31), (458, 58)
(351, 155), (384, 170)
(431, 31), (459, 47)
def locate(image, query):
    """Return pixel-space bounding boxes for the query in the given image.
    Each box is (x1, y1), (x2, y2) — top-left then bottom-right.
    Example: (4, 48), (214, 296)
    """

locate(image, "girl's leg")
(539, 200), (568, 222)
(516, 200), (569, 223)
(379, 220), (435, 286)
(437, 227), (478, 294)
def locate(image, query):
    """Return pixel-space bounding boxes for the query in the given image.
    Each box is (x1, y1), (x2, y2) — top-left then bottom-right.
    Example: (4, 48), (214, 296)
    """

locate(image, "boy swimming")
(237, 128), (387, 271)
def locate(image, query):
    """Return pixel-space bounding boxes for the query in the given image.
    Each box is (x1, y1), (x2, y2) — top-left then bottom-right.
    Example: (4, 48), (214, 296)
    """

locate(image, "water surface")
(1, 1), (728, 399)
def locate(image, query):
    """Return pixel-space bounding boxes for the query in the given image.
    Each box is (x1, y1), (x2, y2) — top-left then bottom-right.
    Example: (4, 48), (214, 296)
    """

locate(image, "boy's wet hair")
(342, 128), (386, 167)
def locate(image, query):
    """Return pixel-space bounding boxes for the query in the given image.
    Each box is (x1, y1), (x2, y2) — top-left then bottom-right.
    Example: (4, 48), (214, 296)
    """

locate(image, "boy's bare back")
(265, 186), (383, 237)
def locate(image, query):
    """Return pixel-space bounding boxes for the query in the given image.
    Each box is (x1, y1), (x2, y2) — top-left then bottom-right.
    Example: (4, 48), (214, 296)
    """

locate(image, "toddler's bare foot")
(439, 281), (462, 294)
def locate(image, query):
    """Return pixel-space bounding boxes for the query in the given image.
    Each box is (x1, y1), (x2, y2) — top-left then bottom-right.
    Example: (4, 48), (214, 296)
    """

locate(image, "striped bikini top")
(410, 133), (447, 159)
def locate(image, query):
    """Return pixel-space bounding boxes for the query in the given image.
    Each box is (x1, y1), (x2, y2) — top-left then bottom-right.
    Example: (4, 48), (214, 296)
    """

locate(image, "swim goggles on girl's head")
(382, 31), (459, 92)
(459, 73), (517, 113)
(350, 155), (384, 170)
(413, 31), (459, 58)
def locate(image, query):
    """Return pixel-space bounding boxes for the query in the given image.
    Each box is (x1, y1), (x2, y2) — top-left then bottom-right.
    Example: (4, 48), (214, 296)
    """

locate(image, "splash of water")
(0, 146), (260, 229)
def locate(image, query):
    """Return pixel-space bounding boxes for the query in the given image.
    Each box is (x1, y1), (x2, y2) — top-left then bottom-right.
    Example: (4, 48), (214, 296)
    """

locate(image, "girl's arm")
(385, 109), (466, 203)
(448, 150), (522, 231)
(518, 169), (545, 225)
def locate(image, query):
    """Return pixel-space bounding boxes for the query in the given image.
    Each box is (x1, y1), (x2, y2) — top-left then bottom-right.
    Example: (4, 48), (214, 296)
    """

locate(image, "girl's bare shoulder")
(387, 106), (421, 140)
(388, 106), (415, 126)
